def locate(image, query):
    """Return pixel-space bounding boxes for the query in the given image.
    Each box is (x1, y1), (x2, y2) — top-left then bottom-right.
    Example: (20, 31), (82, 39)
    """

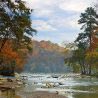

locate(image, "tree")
(77, 7), (97, 50)
(75, 7), (98, 75)
(0, 0), (36, 76)
(0, 0), (36, 52)
(0, 40), (24, 75)
(64, 7), (98, 75)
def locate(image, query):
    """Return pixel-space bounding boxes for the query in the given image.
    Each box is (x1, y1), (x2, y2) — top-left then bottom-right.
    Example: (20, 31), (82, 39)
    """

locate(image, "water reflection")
(0, 89), (21, 98)
(74, 93), (98, 98)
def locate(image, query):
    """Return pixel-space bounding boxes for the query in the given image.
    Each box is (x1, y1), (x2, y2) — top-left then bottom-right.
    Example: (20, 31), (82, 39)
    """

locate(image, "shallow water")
(0, 73), (98, 98)
(0, 89), (21, 98)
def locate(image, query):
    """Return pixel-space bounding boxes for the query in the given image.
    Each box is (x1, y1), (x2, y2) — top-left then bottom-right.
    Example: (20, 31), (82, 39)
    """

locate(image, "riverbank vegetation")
(0, 0), (36, 76)
(65, 6), (98, 76)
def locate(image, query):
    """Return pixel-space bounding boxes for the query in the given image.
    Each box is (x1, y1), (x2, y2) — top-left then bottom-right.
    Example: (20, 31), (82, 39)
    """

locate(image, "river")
(0, 73), (98, 98)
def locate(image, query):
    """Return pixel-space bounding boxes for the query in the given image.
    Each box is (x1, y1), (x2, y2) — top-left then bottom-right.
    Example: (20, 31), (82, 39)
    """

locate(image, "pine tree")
(76, 7), (97, 50)
(75, 7), (98, 75)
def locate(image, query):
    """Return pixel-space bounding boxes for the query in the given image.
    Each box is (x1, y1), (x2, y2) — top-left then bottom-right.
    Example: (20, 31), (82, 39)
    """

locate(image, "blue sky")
(23, 0), (96, 45)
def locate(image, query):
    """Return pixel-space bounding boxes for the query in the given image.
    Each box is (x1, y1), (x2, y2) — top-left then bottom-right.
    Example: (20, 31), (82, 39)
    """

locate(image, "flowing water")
(0, 73), (98, 98)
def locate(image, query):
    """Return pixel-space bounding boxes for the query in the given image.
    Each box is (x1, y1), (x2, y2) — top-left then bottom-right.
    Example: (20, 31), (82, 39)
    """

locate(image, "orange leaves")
(1, 41), (18, 61)
(86, 29), (98, 66)
(0, 40), (24, 70)
(91, 30), (98, 50)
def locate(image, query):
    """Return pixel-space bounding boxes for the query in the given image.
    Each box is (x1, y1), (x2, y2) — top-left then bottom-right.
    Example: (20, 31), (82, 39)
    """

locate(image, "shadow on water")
(0, 89), (21, 98)
(71, 85), (98, 98)
(74, 93), (98, 98)
(64, 77), (98, 98)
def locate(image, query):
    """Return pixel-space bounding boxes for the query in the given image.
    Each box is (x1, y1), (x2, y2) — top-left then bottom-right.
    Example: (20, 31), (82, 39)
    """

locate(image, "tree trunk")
(88, 64), (91, 75)
(80, 61), (86, 75)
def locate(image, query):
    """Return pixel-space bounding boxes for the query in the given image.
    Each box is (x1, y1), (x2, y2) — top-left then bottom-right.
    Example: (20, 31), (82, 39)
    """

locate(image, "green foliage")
(0, 0), (36, 51)
(76, 7), (97, 49)
(0, 0), (36, 75)
(65, 7), (98, 75)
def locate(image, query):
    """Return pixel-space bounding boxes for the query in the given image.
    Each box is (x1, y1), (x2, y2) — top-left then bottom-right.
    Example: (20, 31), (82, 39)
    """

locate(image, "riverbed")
(0, 73), (98, 98)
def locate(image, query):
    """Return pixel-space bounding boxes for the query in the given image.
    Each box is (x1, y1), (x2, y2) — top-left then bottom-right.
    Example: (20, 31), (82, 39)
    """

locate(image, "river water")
(0, 73), (98, 98)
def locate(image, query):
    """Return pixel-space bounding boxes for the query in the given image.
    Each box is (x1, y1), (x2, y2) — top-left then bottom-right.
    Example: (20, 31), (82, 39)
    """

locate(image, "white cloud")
(48, 15), (80, 30)
(23, 0), (96, 43)
(23, 0), (43, 9)
(33, 31), (78, 46)
(65, 16), (80, 29)
(33, 9), (54, 18)
(59, 0), (93, 12)
(23, 0), (57, 18)
(23, 0), (57, 9)
(32, 20), (57, 32)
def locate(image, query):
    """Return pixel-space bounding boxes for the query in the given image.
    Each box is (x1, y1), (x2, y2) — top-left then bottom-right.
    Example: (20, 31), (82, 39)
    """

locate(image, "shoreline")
(0, 77), (23, 91)
(19, 91), (67, 98)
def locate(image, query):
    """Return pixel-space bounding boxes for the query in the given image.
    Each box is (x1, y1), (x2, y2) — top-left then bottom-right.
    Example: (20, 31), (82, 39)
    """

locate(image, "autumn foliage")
(0, 0), (36, 76)
(0, 40), (26, 75)
(91, 29), (98, 50)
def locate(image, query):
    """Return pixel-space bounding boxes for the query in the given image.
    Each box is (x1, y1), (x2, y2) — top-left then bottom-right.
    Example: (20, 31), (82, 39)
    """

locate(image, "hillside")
(24, 40), (70, 73)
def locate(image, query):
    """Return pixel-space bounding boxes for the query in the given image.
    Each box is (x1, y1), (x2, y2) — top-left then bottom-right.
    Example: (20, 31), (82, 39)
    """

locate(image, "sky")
(23, 0), (96, 45)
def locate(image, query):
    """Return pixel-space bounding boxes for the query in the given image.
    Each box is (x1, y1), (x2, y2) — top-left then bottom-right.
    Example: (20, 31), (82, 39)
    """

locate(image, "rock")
(54, 83), (59, 87)
(56, 91), (59, 94)
(17, 81), (23, 85)
(59, 82), (64, 85)
(52, 75), (59, 78)
(0, 78), (7, 82)
(21, 76), (28, 80)
(16, 79), (21, 81)
(0, 81), (4, 85)
(15, 85), (21, 88)
(15, 73), (20, 79)
(7, 78), (13, 82)
(42, 83), (55, 88)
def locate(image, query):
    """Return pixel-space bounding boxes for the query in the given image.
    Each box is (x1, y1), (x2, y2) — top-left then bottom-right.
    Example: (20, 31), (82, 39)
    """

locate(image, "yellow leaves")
(86, 51), (98, 58)
(86, 50), (98, 65)
(86, 27), (98, 65)
(91, 27), (98, 50)
(85, 27), (98, 67)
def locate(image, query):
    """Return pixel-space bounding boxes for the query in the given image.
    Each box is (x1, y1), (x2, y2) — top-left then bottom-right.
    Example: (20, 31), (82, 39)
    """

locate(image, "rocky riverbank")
(19, 91), (66, 98)
(0, 74), (24, 91)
